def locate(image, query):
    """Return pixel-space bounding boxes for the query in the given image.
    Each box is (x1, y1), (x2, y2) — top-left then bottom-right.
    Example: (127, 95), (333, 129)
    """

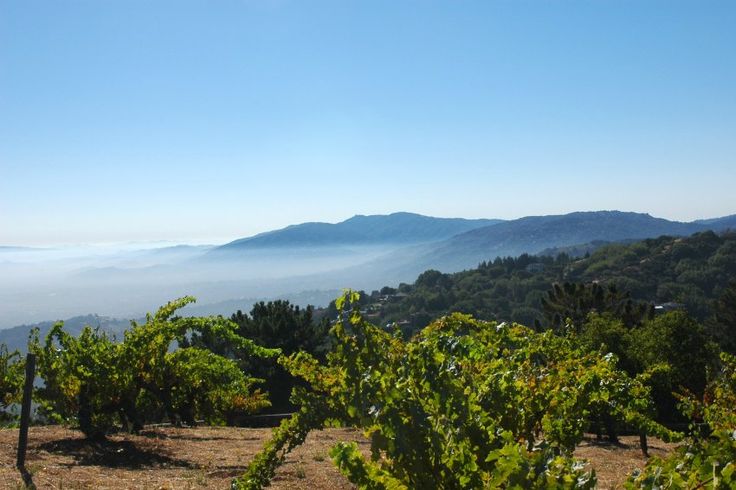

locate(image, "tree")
(229, 300), (331, 412)
(541, 282), (653, 331)
(232, 301), (330, 357)
(707, 280), (736, 354)
(628, 311), (718, 423)
(626, 353), (736, 488)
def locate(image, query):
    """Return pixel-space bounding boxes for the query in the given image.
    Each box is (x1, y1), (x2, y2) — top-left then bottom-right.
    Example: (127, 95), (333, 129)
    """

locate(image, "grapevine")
(234, 291), (672, 489)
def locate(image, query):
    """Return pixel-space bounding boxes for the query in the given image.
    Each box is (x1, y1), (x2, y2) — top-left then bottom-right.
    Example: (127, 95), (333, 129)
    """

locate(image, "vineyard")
(4, 0), (735, 487)
(1, 291), (735, 489)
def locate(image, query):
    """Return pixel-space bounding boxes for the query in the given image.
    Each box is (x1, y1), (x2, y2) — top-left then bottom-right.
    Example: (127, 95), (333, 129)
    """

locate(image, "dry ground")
(0, 426), (676, 489)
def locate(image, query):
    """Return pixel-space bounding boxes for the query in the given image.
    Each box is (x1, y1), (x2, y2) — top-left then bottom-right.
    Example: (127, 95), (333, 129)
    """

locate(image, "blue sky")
(1, 0), (734, 245)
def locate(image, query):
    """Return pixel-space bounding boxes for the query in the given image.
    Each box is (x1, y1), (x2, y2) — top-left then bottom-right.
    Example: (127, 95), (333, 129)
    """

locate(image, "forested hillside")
(335, 230), (736, 336)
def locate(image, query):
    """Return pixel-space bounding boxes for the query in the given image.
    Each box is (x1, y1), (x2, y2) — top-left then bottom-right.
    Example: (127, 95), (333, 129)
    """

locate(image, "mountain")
(3, 210), (733, 332)
(203, 210), (734, 294)
(356, 211), (716, 277)
(695, 214), (736, 230)
(212, 213), (502, 252)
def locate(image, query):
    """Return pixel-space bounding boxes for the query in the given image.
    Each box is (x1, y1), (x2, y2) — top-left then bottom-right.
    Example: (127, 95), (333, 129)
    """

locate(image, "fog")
(0, 242), (413, 329)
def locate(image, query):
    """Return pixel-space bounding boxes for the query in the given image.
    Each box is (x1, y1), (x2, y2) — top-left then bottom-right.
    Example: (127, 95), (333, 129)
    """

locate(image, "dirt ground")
(575, 434), (675, 488)
(0, 426), (675, 489)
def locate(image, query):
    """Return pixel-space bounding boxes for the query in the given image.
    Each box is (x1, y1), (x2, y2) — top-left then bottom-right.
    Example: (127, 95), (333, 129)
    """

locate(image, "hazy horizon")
(3, 208), (736, 248)
(1, 207), (734, 330)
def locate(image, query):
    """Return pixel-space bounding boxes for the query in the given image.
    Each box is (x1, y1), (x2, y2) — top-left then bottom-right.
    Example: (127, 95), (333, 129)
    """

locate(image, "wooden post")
(639, 430), (649, 457)
(17, 353), (35, 469)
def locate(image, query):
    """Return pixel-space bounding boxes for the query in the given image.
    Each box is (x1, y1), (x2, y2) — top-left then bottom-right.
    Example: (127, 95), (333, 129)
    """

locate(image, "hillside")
(341, 230), (736, 334)
(695, 213), (736, 230)
(414, 211), (709, 273)
(212, 212), (501, 252)
(331, 211), (724, 284)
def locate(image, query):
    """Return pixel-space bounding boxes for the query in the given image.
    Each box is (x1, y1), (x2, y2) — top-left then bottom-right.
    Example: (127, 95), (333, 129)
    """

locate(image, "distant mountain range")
(208, 210), (736, 277)
(694, 214), (736, 228)
(213, 211), (735, 254)
(413, 211), (724, 272)
(2, 210), (734, 336)
(212, 212), (502, 252)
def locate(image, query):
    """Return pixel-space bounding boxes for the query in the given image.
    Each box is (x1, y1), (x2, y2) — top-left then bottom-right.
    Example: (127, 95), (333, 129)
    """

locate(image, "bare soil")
(575, 435), (676, 489)
(0, 426), (675, 489)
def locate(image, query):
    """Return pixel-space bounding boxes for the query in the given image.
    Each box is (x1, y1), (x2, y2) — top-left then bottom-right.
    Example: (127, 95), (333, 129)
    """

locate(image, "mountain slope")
(213, 212), (501, 252)
(420, 211), (708, 271)
(695, 214), (736, 231)
(348, 230), (736, 334)
(348, 211), (715, 279)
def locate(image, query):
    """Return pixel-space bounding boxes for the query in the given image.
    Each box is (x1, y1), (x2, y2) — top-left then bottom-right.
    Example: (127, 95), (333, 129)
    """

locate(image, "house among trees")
(654, 302), (686, 313)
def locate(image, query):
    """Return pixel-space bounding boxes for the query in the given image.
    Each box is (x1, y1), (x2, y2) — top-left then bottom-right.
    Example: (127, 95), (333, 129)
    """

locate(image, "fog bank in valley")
(0, 242), (405, 329)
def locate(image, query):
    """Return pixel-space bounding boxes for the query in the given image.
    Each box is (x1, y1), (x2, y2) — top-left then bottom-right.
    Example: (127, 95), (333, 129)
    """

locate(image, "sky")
(1, 0), (735, 246)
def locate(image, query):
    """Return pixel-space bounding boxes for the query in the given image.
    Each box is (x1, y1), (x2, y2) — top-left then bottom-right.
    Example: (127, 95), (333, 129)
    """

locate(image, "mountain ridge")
(213, 212), (502, 252)
(3, 210), (735, 332)
(335, 210), (732, 281)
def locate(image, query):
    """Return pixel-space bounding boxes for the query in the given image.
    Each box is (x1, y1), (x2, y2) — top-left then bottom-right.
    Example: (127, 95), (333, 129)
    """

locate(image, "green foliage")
(187, 299), (331, 413)
(234, 300), (330, 409)
(576, 311), (718, 425)
(165, 348), (268, 426)
(350, 232), (736, 341)
(330, 441), (407, 490)
(31, 323), (124, 437)
(231, 300), (331, 357)
(345, 232), (734, 424)
(31, 297), (275, 438)
(708, 280), (736, 354)
(234, 291), (673, 489)
(626, 353), (736, 489)
(541, 282), (653, 331)
(627, 311), (717, 419)
(0, 344), (25, 423)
